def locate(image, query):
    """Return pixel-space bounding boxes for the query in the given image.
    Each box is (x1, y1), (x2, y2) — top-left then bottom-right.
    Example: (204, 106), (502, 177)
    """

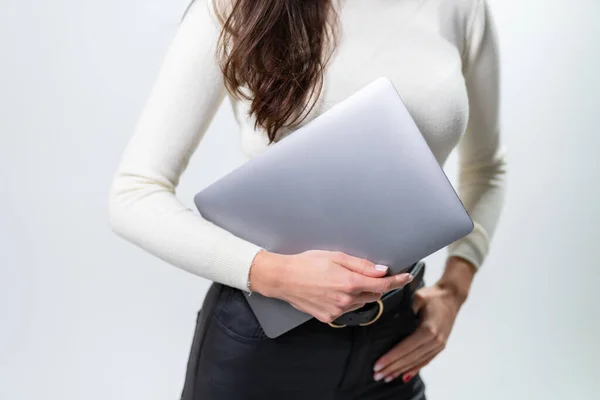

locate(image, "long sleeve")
(447, 0), (507, 268)
(108, 0), (263, 291)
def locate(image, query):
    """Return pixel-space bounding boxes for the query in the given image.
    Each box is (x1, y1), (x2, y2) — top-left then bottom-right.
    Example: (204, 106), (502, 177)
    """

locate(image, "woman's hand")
(249, 250), (414, 324)
(372, 256), (476, 383)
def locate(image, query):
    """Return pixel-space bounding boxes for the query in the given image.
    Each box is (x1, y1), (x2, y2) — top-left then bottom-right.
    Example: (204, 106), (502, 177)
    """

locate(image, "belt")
(328, 261), (426, 328)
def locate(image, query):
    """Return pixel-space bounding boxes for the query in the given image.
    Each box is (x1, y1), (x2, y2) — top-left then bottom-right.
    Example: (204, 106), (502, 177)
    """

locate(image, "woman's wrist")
(436, 256), (477, 306)
(248, 250), (287, 298)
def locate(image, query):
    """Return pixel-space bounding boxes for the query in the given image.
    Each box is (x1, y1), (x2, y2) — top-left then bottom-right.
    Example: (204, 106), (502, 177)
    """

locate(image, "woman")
(109, 0), (506, 398)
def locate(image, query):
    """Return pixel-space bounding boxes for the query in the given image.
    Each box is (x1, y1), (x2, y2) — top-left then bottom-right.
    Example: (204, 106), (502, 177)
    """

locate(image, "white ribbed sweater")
(109, 0), (506, 292)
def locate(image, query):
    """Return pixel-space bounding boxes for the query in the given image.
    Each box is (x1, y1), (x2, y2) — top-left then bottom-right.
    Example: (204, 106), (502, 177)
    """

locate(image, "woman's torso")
(231, 0), (475, 166)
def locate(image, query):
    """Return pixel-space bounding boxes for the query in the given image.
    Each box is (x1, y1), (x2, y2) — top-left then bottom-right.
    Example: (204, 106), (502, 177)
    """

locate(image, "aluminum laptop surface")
(194, 77), (473, 338)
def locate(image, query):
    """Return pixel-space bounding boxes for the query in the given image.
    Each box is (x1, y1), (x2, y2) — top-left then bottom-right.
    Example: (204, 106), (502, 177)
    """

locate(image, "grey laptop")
(194, 77), (473, 338)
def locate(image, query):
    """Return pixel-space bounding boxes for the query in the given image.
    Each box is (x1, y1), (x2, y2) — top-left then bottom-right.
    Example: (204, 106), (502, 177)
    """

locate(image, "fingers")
(401, 352), (437, 383)
(332, 252), (388, 278)
(373, 328), (429, 373)
(330, 252), (414, 294)
(373, 323), (447, 382)
(398, 346), (440, 379)
(340, 272), (413, 296)
(325, 293), (381, 322)
(340, 291), (382, 313)
(352, 291), (383, 305)
(329, 291), (379, 315)
(381, 348), (438, 383)
(375, 341), (442, 382)
(358, 272), (414, 294)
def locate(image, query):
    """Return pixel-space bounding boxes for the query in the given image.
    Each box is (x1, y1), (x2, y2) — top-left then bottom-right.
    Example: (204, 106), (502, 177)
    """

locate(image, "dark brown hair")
(213, 0), (338, 142)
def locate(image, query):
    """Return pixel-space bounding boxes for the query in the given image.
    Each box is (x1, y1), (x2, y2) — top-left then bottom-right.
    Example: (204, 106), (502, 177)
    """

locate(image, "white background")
(1, 0), (599, 399)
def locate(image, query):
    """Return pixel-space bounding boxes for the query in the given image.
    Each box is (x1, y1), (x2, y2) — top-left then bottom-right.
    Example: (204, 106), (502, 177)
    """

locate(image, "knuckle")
(342, 275), (359, 293)
(435, 334), (447, 347)
(381, 279), (392, 293)
(423, 324), (437, 338)
(335, 293), (354, 308)
(321, 311), (338, 323)
(342, 295), (355, 308)
(333, 307), (344, 318)
(331, 251), (346, 263)
(315, 313), (330, 323)
(358, 258), (369, 273)
(323, 314), (336, 323)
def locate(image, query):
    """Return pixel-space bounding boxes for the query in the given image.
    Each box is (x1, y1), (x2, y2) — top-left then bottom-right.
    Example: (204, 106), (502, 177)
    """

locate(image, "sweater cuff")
(209, 239), (264, 292)
(447, 221), (489, 269)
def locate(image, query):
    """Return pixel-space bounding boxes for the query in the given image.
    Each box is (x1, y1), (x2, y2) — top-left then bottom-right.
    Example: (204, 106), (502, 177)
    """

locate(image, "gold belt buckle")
(327, 299), (384, 328)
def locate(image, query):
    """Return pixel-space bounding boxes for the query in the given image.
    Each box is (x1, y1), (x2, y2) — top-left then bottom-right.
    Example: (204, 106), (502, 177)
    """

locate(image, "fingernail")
(375, 264), (389, 272)
(373, 363), (383, 372)
(384, 375), (394, 383)
(398, 273), (413, 282)
(374, 373), (384, 381)
(402, 374), (413, 383)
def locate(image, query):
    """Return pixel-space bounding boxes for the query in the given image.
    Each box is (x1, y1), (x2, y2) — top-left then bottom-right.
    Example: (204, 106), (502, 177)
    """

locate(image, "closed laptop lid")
(194, 77), (473, 338)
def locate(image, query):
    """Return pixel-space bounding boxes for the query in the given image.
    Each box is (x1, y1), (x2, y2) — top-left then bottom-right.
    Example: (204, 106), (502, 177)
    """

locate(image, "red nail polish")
(402, 374), (413, 383)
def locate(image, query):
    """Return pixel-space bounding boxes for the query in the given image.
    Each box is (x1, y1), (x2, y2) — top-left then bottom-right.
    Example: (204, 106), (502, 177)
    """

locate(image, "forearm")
(437, 256), (477, 306)
(109, 175), (264, 291)
(447, 159), (506, 268)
